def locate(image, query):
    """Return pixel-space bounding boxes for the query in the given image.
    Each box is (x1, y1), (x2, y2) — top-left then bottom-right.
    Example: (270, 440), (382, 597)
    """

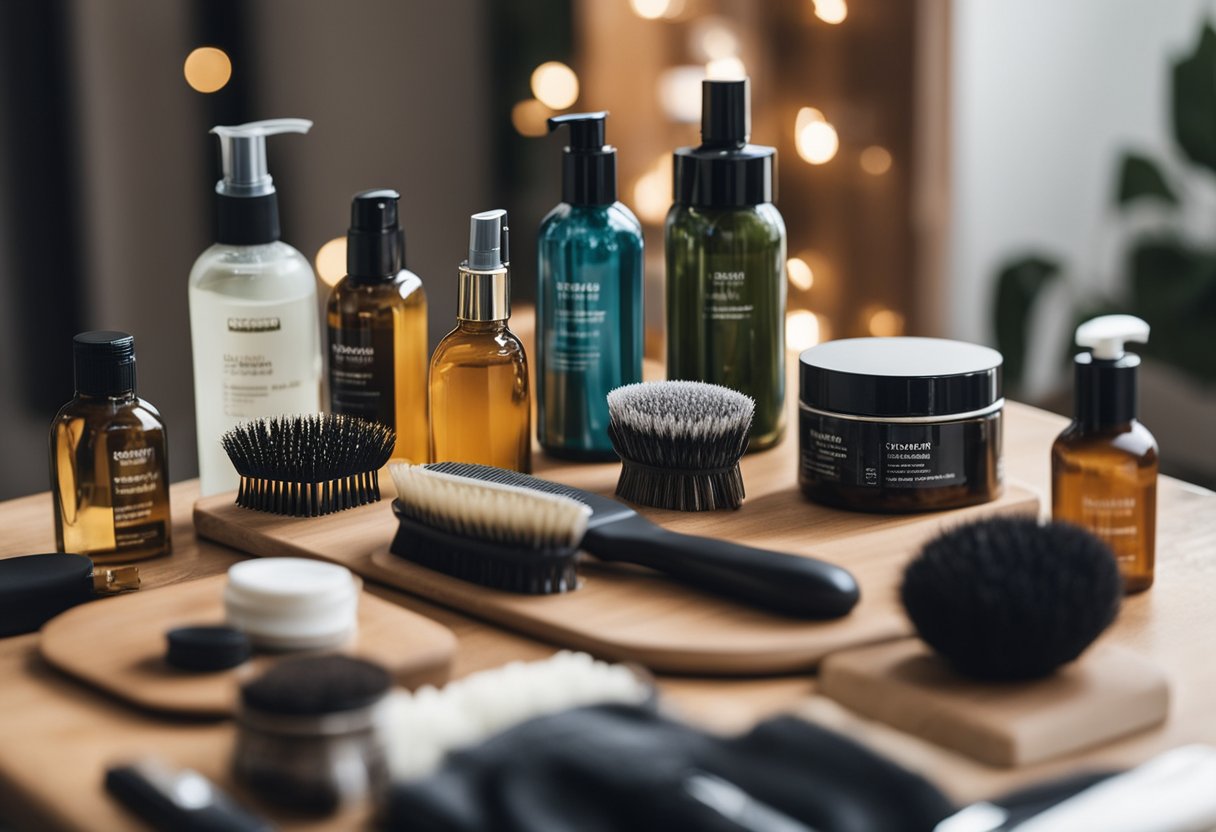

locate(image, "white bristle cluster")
(607, 381), (754, 440)
(385, 651), (651, 780)
(389, 464), (591, 549)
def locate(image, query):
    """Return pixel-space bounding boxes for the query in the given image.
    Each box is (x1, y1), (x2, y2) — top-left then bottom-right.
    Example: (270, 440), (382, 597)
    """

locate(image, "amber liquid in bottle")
(1052, 421), (1157, 592)
(429, 319), (531, 472)
(327, 275), (429, 463)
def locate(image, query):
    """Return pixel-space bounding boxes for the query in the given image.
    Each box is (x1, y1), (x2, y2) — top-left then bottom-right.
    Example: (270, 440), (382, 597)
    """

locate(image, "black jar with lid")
(798, 337), (1004, 513)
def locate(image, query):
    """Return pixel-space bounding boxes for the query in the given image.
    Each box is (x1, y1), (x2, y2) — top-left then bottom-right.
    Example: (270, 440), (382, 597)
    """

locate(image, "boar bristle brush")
(221, 414), (395, 516)
(388, 464), (591, 594)
(607, 381), (754, 511)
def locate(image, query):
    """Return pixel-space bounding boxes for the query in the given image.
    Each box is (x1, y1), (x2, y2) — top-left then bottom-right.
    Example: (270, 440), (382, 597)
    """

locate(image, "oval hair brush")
(414, 462), (860, 619)
(901, 517), (1122, 681)
(389, 464), (591, 594)
(221, 414), (395, 516)
(607, 381), (752, 511)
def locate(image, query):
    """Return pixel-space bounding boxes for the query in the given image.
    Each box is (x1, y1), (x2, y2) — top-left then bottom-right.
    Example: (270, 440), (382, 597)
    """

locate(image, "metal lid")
(799, 337), (1003, 418)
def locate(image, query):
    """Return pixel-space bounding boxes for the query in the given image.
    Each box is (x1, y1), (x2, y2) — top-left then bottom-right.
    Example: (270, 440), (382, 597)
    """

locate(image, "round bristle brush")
(901, 517), (1122, 681)
(607, 381), (754, 512)
(389, 464), (591, 594)
(221, 414), (395, 517)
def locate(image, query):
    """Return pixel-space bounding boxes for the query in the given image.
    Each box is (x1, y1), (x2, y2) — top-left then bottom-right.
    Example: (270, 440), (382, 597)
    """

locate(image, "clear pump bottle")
(327, 189), (429, 463)
(188, 119), (321, 496)
(537, 112), (644, 460)
(51, 332), (172, 563)
(1052, 315), (1158, 592)
(429, 210), (531, 472)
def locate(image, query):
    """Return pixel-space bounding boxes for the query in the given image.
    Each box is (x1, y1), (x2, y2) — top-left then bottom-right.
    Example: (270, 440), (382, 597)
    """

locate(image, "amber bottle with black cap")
(1052, 315), (1158, 592)
(50, 332), (171, 563)
(326, 189), (429, 463)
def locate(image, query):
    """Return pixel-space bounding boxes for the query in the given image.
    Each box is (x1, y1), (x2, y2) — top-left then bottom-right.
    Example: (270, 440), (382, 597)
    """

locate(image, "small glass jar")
(798, 337), (1004, 513)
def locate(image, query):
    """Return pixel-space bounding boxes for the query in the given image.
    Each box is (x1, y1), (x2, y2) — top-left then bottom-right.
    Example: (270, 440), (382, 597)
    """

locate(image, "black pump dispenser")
(547, 112), (617, 206)
(210, 119), (312, 246)
(673, 79), (775, 208)
(1072, 315), (1150, 427)
(346, 189), (406, 282)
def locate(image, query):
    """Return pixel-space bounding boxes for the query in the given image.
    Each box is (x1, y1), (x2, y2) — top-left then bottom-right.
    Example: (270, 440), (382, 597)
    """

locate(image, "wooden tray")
(819, 638), (1171, 767)
(194, 451), (1039, 675)
(40, 573), (457, 718)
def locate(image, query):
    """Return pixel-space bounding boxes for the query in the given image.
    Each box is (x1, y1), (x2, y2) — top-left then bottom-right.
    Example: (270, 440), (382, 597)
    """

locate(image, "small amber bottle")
(429, 210), (531, 472)
(50, 332), (172, 563)
(1052, 315), (1157, 592)
(327, 189), (429, 463)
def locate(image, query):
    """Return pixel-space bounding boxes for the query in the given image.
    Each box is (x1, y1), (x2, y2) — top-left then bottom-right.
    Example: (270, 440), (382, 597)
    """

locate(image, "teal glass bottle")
(537, 113), (644, 460)
(665, 79), (786, 450)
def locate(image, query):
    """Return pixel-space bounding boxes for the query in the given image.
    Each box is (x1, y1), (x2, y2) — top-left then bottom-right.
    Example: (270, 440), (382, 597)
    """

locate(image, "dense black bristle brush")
(221, 414), (395, 517)
(407, 462), (860, 619)
(607, 381), (753, 511)
(901, 516), (1122, 681)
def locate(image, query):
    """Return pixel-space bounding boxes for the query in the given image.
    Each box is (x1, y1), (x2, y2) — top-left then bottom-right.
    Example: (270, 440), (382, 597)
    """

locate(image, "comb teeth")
(387, 464), (589, 594)
(222, 414), (395, 517)
(425, 462), (586, 501)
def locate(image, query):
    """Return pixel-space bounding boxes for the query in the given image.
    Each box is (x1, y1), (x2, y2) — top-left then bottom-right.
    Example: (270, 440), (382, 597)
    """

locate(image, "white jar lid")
(225, 558), (360, 651)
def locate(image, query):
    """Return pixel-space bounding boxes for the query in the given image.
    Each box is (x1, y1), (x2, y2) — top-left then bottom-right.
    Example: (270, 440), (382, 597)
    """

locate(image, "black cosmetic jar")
(798, 337), (1004, 513)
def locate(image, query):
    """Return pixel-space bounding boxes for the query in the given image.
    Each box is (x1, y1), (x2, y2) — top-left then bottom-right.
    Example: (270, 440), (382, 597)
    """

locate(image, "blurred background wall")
(1, 0), (1213, 500)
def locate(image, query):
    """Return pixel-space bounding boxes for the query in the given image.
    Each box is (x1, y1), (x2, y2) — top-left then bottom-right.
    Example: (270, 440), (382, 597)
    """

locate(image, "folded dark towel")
(383, 704), (953, 832)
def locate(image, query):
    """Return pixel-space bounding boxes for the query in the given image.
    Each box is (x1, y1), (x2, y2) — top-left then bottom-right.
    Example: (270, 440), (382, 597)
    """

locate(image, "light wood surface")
(0, 402), (1213, 831)
(818, 638), (1170, 767)
(39, 574), (456, 718)
(195, 474), (1037, 675)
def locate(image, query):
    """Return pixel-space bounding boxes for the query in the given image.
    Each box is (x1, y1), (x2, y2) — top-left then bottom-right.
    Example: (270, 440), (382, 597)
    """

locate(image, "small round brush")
(221, 414), (395, 517)
(389, 464), (591, 594)
(901, 517), (1122, 681)
(607, 381), (754, 512)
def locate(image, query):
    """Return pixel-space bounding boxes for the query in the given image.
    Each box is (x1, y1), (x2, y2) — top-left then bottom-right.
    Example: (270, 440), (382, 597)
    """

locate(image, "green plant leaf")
(993, 255), (1062, 392)
(1172, 23), (1216, 172)
(1128, 239), (1216, 384)
(1116, 153), (1178, 205)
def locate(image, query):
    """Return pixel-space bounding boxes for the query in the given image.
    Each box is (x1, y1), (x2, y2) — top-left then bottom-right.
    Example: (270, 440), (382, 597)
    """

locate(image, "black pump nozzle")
(347, 189), (406, 281)
(546, 111), (616, 206)
(701, 79), (750, 147)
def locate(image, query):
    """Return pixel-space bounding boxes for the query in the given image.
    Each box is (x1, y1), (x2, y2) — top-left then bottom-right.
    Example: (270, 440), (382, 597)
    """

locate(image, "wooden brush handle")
(589, 522), (860, 619)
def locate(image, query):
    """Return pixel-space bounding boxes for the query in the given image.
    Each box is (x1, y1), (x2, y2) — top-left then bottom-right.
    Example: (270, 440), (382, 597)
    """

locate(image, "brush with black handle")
(396, 463), (859, 620)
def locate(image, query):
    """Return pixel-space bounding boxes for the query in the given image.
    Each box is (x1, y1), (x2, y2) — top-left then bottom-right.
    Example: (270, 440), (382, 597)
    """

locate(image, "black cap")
(673, 79), (776, 208)
(165, 626), (252, 672)
(1074, 352), (1138, 426)
(73, 331), (136, 397)
(0, 554), (94, 637)
(241, 655), (392, 715)
(547, 112), (617, 206)
(216, 193), (280, 246)
(347, 189), (406, 281)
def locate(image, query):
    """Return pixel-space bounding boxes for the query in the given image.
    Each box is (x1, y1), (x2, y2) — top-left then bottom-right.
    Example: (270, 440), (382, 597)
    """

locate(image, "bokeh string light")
(183, 47), (232, 93)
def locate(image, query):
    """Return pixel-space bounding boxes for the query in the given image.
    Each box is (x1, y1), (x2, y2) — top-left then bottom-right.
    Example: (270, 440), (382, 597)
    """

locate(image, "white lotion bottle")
(189, 119), (322, 496)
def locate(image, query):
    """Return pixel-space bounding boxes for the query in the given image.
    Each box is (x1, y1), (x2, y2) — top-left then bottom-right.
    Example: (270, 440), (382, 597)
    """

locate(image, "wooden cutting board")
(818, 638), (1171, 767)
(40, 573), (457, 718)
(193, 450), (1040, 675)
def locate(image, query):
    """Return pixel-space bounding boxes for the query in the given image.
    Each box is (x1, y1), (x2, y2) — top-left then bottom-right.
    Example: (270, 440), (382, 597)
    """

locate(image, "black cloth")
(384, 704), (953, 832)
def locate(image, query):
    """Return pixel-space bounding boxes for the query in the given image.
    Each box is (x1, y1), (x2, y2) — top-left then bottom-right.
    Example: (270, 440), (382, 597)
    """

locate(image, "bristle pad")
(606, 381), (753, 511)
(390, 513), (579, 594)
(235, 471), (381, 517)
(389, 464), (590, 549)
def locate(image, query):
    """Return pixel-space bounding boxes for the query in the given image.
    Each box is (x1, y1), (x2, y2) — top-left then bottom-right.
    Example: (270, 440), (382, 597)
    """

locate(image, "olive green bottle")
(666, 79), (786, 450)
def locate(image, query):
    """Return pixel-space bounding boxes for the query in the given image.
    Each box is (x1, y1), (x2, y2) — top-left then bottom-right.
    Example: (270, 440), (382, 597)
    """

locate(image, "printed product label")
(552, 280), (607, 373)
(108, 445), (166, 551)
(800, 411), (967, 489)
(328, 324), (396, 427)
(220, 298), (318, 419)
(1077, 493), (1142, 566)
(704, 270), (753, 322)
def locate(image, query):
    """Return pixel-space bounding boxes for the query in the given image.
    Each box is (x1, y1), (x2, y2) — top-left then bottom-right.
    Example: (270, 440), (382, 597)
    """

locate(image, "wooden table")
(0, 402), (1213, 830)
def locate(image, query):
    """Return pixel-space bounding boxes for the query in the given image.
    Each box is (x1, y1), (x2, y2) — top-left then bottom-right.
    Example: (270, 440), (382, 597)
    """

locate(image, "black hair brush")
(221, 414), (395, 516)
(901, 517), (1122, 681)
(389, 464), (591, 594)
(607, 381), (753, 512)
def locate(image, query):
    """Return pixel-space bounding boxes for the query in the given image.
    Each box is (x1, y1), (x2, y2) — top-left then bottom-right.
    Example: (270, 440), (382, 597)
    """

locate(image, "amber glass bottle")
(1052, 316), (1158, 592)
(327, 190), (429, 463)
(429, 210), (531, 472)
(50, 332), (171, 563)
